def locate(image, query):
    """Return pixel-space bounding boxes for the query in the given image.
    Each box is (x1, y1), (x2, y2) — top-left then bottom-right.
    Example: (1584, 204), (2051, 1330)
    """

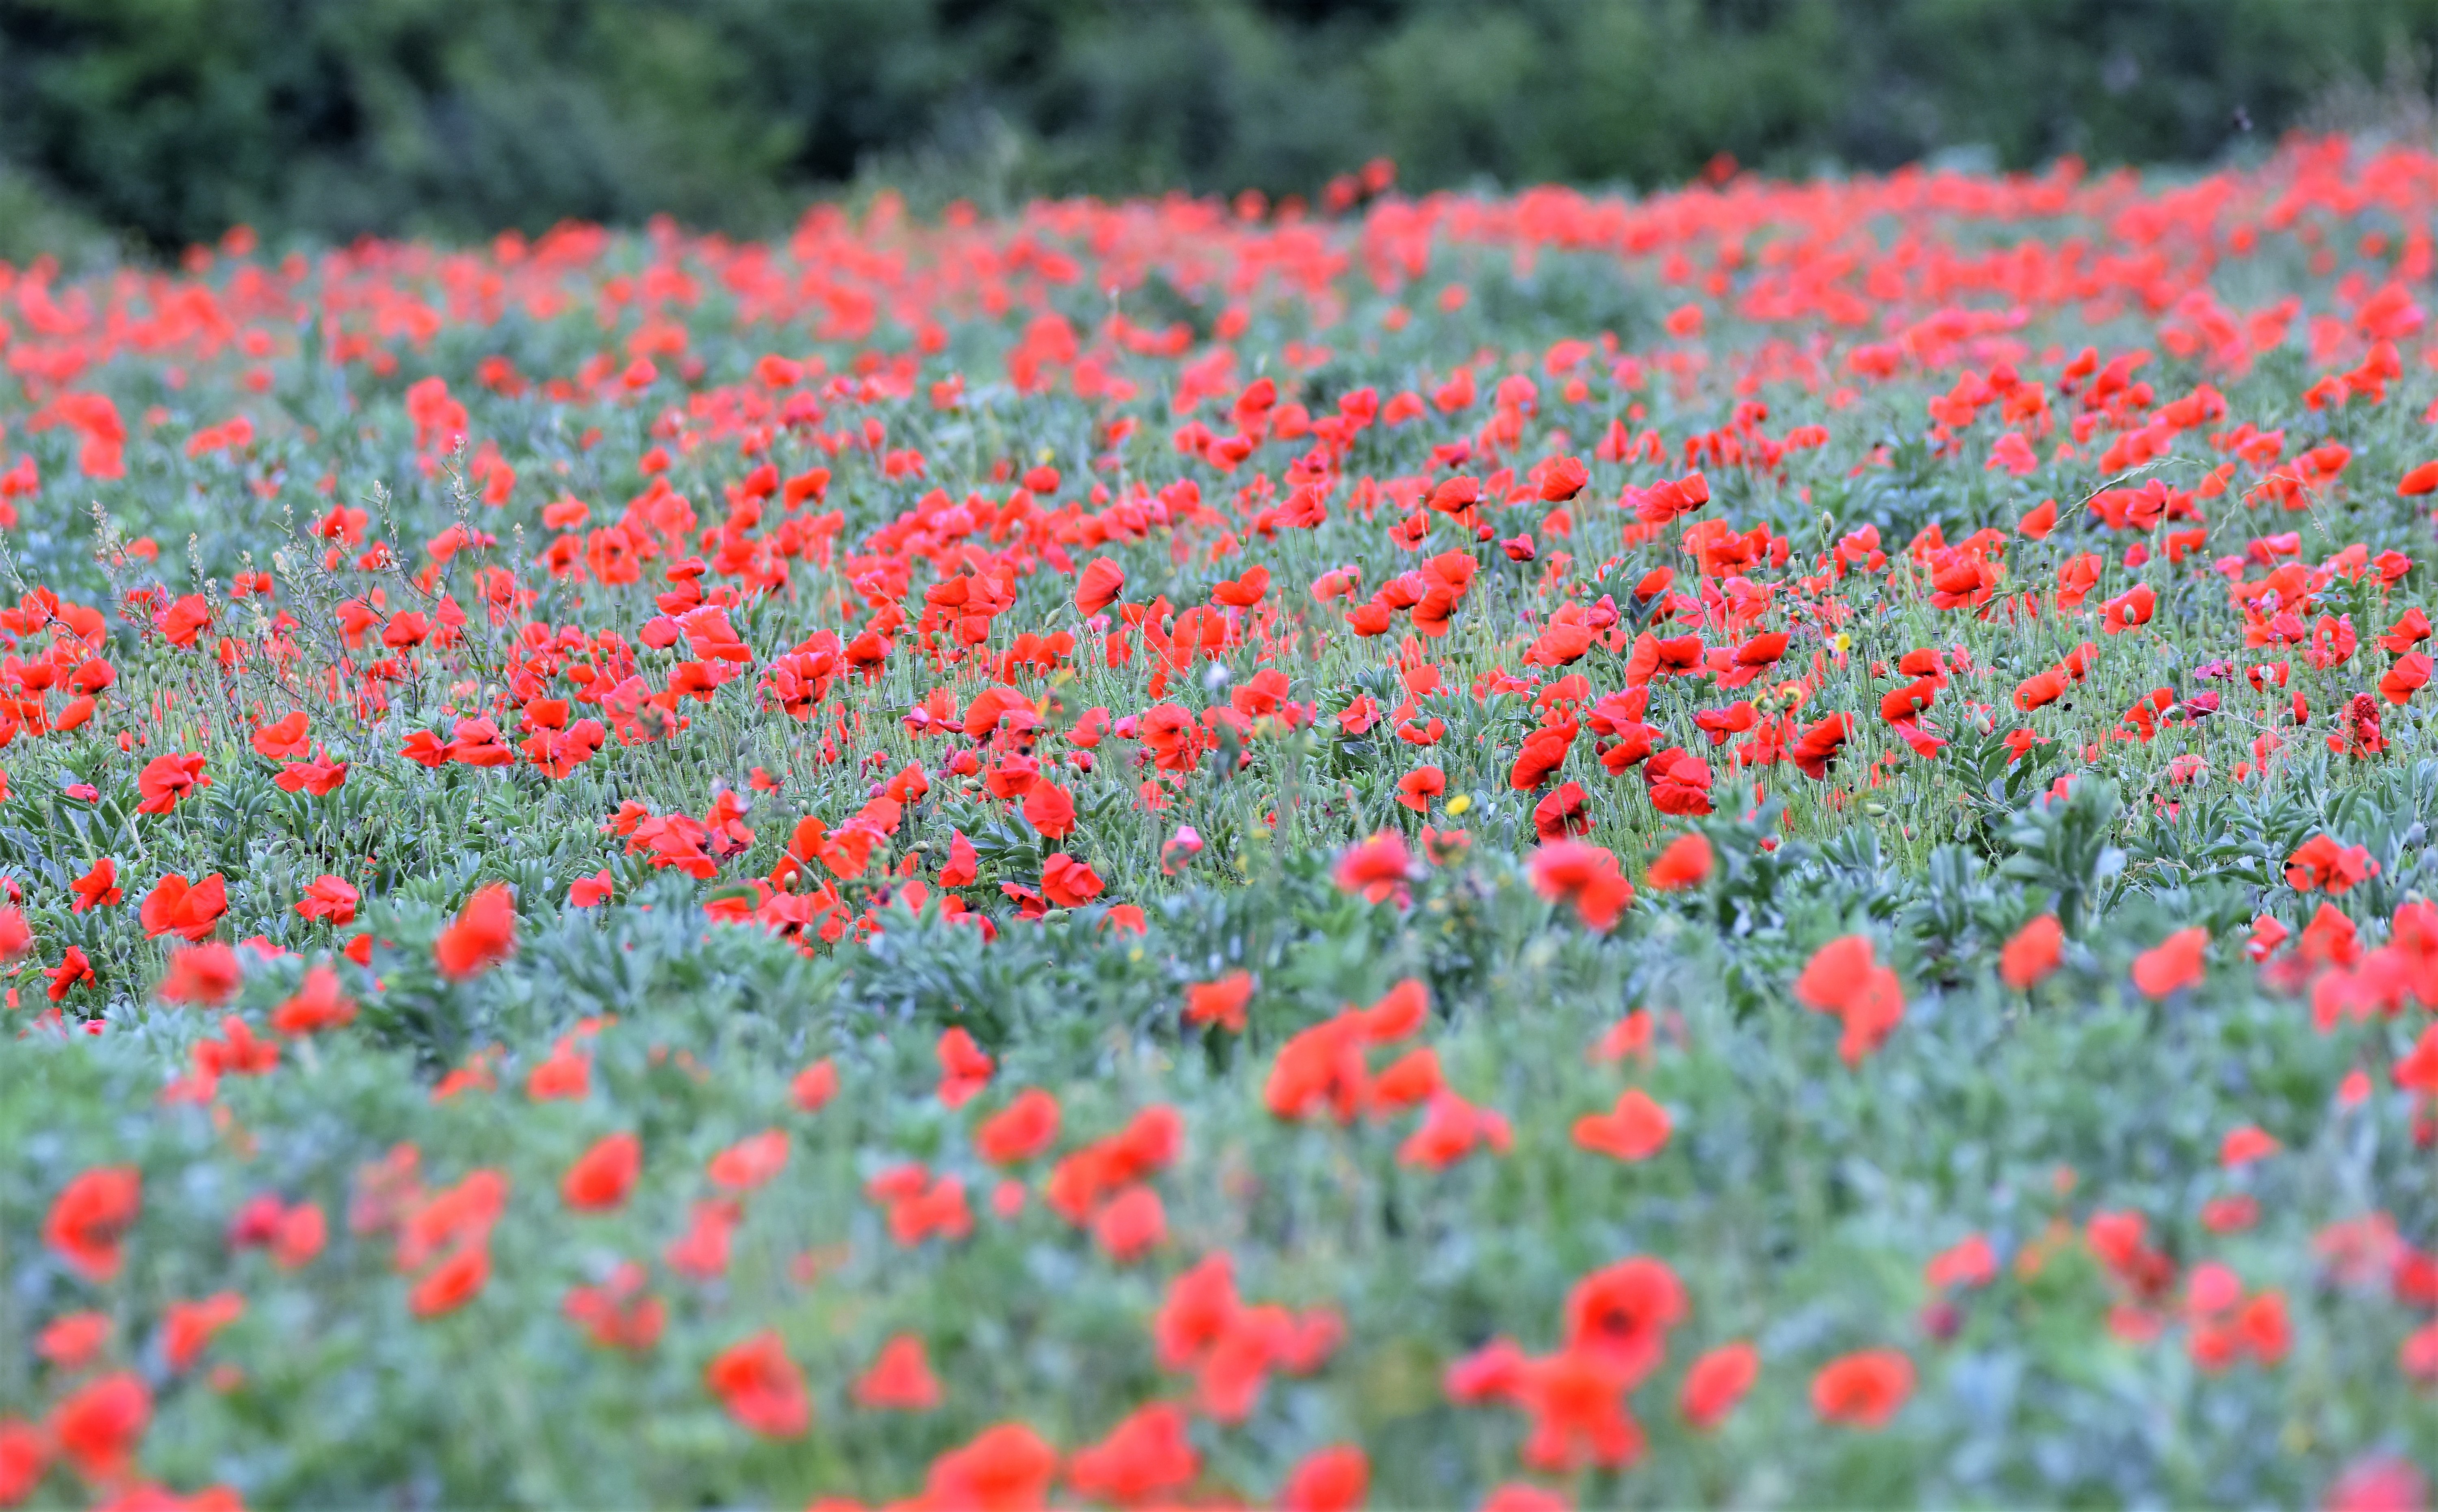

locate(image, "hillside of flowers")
(5, 138), (2438, 1509)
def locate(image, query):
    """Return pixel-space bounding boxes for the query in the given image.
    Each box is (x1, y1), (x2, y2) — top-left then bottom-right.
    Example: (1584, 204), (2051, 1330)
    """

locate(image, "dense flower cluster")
(3, 136), (2438, 1507)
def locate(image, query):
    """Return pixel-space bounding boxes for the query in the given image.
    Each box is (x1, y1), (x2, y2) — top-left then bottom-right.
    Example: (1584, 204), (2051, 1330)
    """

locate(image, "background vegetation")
(2, 0), (2437, 256)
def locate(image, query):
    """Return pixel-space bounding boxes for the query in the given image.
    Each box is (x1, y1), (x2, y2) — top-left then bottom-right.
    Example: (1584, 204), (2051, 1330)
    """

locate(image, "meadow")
(3, 139), (2438, 1509)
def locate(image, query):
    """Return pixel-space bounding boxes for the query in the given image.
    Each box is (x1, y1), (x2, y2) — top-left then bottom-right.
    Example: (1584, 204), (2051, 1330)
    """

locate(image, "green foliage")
(4, 0), (2438, 249)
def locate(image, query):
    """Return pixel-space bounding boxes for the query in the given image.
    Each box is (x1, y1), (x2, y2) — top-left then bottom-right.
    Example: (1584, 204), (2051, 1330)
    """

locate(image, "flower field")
(7, 137), (2438, 1508)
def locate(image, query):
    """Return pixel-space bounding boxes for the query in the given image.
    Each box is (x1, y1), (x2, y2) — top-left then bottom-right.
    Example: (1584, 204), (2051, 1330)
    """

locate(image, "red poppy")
(1573, 1089), (1672, 1161)
(48, 1372), (150, 1482)
(977, 1089), (1062, 1165)
(852, 1334), (943, 1411)
(1334, 831), (1412, 902)
(924, 1422), (1057, 1510)
(1183, 971), (1255, 1032)
(705, 1330), (811, 1438)
(1793, 935), (1906, 1064)
(1278, 1444), (1369, 1512)
(2131, 927), (2208, 998)
(135, 752), (209, 814)
(1644, 832), (1713, 890)
(1529, 842), (1634, 931)
(45, 1166), (141, 1283)
(140, 872), (228, 942)
(2000, 915), (2064, 989)
(562, 1132), (641, 1211)
(1681, 1341), (1760, 1430)
(1811, 1348), (1915, 1429)
(71, 857), (121, 913)
(434, 884), (517, 978)
(1065, 1402), (1199, 1505)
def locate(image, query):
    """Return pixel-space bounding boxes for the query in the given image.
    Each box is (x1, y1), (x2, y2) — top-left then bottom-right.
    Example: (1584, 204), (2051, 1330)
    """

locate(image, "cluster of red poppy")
(8, 131), (2438, 1508)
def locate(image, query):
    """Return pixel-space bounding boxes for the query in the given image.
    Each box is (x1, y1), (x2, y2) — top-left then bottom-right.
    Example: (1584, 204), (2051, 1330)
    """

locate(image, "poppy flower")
(2131, 927), (2208, 998)
(977, 1089), (1062, 1165)
(1645, 748), (1714, 815)
(1021, 779), (1076, 838)
(1644, 832), (1713, 890)
(1811, 1349), (1914, 1428)
(1279, 1444), (1369, 1512)
(1092, 1184), (1167, 1262)
(1334, 831), (1412, 902)
(71, 857), (121, 913)
(407, 1242), (491, 1318)
(1396, 766), (1446, 812)
(48, 1372), (150, 1482)
(1183, 971), (1255, 1032)
(1529, 842), (1634, 931)
(705, 1330), (811, 1438)
(252, 711), (311, 759)
(1793, 936), (1906, 1064)
(1563, 1257), (1685, 1385)
(140, 872), (228, 942)
(45, 1166), (141, 1283)
(2000, 915), (2064, 988)
(562, 1132), (641, 1211)
(47, 946), (96, 1002)
(923, 1422), (1058, 1510)
(296, 874), (360, 926)
(1681, 1341), (1759, 1430)
(136, 753), (209, 814)
(1041, 853), (1104, 907)
(707, 1129), (789, 1192)
(1074, 557), (1126, 614)
(791, 1059), (840, 1112)
(1573, 1089), (1672, 1161)
(938, 1028), (996, 1108)
(163, 1292), (245, 1373)
(1065, 1402), (1199, 1505)
(852, 1334), (943, 1411)
(434, 884), (517, 978)
(158, 943), (241, 1005)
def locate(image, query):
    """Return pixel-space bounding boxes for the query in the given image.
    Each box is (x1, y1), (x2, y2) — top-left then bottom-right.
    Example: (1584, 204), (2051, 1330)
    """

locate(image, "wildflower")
(1529, 841), (1634, 930)
(1183, 971), (1254, 1032)
(1793, 936), (1906, 1064)
(434, 885), (516, 978)
(135, 753), (208, 814)
(140, 872), (228, 942)
(48, 1373), (150, 1483)
(1572, 1089), (1672, 1161)
(562, 1132), (641, 1211)
(2131, 927), (2208, 998)
(46, 1167), (141, 1283)
(1279, 1445), (1369, 1512)
(1065, 1402), (1198, 1505)
(938, 1027), (995, 1108)
(2000, 915), (2064, 988)
(1644, 832), (1713, 890)
(852, 1334), (943, 1412)
(1811, 1349), (1915, 1429)
(977, 1089), (1062, 1165)
(705, 1331), (811, 1438)
(924, 1422), (1057, 1510)
(271, 966), (356, 1035)
(1680, 1341), (1760, 1431)
(1334, 831), (1412, 902)
(707, 1129), (789, 1192)
(1564, 1257), (1685, 1384)
(71, 857), (121, 913)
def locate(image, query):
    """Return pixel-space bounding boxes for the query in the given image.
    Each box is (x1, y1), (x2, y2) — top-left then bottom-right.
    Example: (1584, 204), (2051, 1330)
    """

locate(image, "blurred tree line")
(1, 0), (2434, 254)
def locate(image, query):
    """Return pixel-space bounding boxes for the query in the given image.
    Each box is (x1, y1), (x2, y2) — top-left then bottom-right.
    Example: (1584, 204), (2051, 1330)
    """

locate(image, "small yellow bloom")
(1446, 793), (1472, 816)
